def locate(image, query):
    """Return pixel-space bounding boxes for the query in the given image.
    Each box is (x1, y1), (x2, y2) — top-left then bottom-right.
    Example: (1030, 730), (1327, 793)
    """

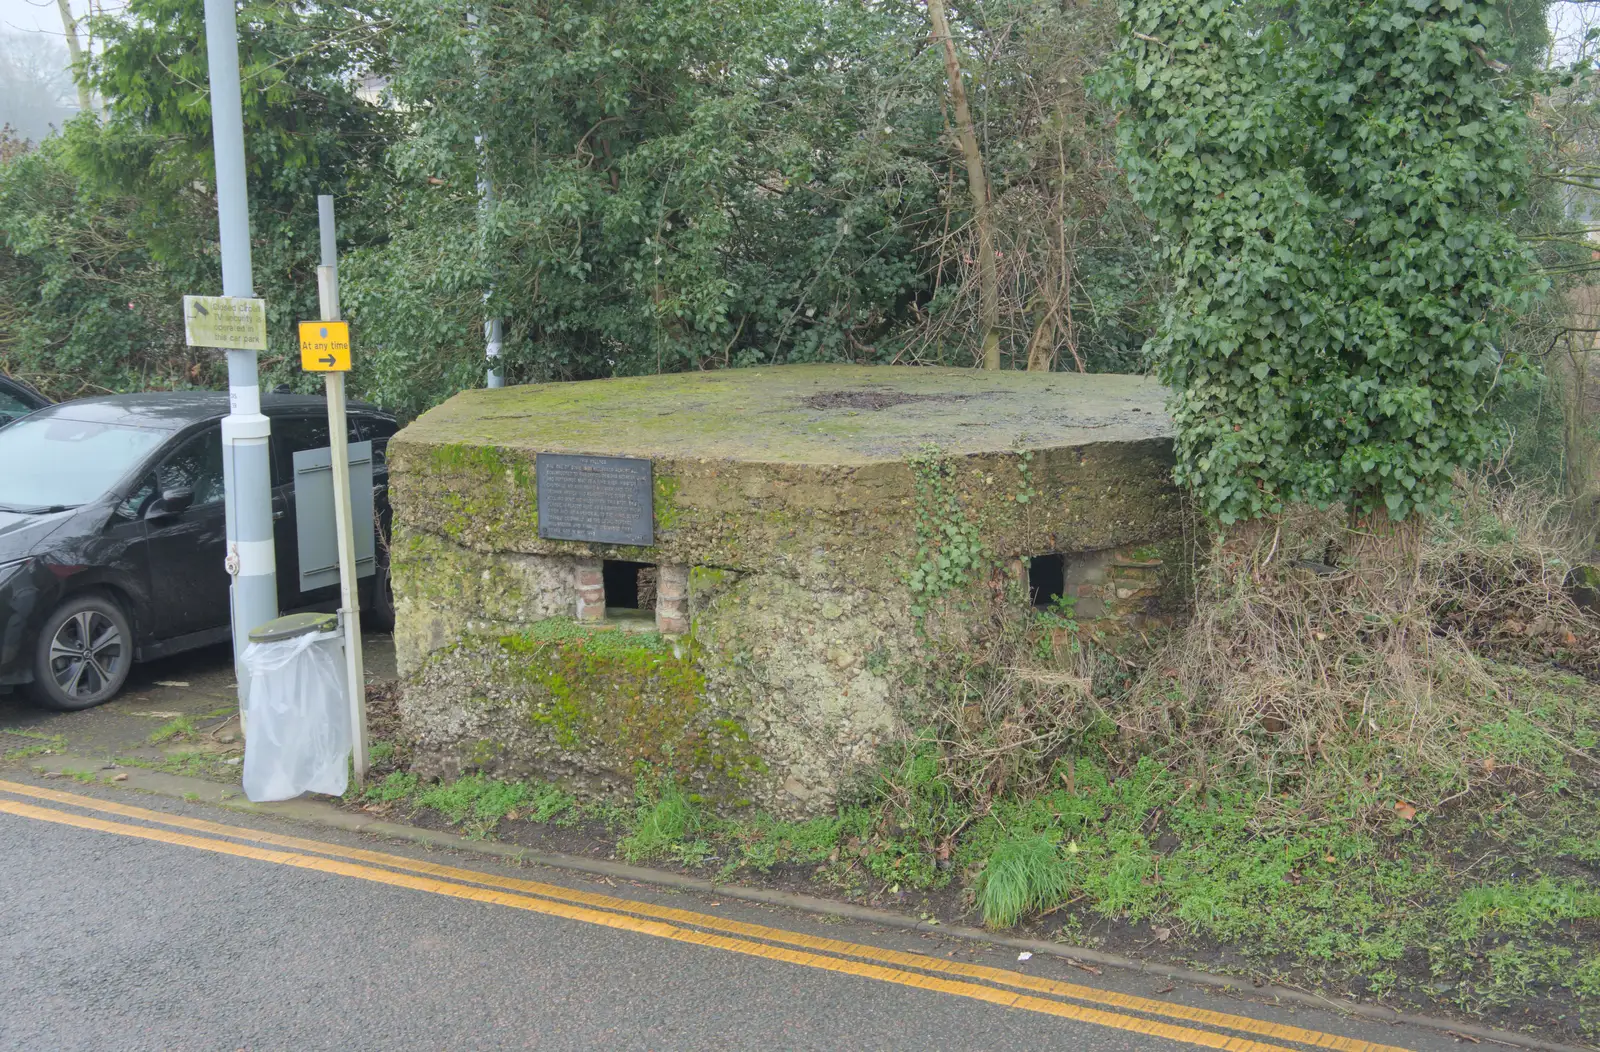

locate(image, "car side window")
(158, 428), (226, 507)
(115, 473), (158, 522)
(271, 415), (361, 486)
(359, 417), (399, 467)
(0, 390), (31, 417)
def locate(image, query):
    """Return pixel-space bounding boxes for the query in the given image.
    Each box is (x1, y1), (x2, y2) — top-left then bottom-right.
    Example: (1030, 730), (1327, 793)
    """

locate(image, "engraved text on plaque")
(535, 453), (654, 546)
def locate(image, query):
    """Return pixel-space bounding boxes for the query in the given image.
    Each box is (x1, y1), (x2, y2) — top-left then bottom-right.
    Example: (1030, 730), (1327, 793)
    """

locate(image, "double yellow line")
(0, 779), (1410, 1052)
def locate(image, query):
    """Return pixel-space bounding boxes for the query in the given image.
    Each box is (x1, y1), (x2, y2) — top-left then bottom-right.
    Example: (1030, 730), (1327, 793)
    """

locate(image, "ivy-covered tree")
(1114, 0), (1543, 526)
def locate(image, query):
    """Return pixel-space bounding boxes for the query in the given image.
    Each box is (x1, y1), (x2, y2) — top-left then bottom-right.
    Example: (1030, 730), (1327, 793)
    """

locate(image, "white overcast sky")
(1, 0), (76, 37)
(0, 0), (126, 46)
(1552, 1), (1600, 62)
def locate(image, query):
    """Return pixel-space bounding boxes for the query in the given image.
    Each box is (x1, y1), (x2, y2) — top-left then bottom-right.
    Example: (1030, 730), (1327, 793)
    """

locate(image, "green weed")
(621, 780), (702, 862)
(1447, 878), (1600, 941)
(1034, 592), (1079, 634)
(372, 770), (573, 831)
(527, 782), (577, 823)
(148, 715), (196, 744)
(2, 730), (65, 760)
(362, 770), (418, 804)
(415, 774), (531, 837)
(116, 751), (235, 780)
(573, 796), (631, 831)
(732, 814), (843, 872)
(975, 832), (1067, 928)
(876, 735), (967, 844)
(1558, 829), (1600, 864)
(673, 839), (717, 867)
(1574, 955), (1600, 1001)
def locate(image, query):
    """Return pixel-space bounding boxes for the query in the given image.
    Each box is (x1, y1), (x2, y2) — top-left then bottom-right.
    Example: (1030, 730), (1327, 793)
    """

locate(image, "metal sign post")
(467, 7), (504, 390)
(305, 194), (368, 788)
(201, 0), (278, 712)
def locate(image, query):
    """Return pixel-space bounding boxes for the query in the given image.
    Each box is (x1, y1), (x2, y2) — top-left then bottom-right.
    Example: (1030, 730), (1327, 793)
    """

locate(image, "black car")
(0, 392), (399, 710)
(0, 374), (51, 428)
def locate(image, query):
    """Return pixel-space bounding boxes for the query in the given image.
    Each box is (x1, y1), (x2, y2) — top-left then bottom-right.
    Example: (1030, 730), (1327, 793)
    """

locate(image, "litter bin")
(241, 612), (351, 802)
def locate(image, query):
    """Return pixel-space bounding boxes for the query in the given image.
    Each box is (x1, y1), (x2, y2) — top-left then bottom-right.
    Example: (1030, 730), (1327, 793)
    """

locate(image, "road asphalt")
(0, 768), (1497, 1052)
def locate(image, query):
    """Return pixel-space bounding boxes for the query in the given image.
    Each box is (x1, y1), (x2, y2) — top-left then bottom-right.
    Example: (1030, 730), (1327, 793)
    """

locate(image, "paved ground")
(0, 634), (395, 767)
(0, 772), (1479, 1052)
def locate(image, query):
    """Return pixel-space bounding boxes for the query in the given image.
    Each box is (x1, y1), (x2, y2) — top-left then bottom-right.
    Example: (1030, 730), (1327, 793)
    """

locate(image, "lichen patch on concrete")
(392, 364), (1171, 466)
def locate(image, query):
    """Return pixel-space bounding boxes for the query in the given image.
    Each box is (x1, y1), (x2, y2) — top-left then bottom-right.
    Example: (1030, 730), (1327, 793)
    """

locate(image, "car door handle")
(273, 509), (285, 520)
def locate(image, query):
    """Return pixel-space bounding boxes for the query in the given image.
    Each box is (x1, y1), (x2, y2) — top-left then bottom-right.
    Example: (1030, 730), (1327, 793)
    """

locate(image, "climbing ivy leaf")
(1110, 0), (1543, 524)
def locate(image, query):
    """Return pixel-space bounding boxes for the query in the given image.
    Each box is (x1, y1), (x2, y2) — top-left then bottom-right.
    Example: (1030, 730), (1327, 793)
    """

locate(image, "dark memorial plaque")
(536, 453), (654, 546)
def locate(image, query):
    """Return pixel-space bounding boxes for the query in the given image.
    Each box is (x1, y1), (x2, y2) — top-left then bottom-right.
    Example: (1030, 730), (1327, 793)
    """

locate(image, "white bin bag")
(241, 629), (350, 801)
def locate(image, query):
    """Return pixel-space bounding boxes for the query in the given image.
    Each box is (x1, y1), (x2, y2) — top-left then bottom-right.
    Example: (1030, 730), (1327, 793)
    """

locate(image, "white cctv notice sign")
(183, 295), (268, 351)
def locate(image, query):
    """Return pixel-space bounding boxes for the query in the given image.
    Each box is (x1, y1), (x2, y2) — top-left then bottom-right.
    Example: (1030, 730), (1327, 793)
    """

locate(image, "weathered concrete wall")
(392, 529), (578, 672)
(391, 443), (1182, 592)
(390, 365), (1189, 815)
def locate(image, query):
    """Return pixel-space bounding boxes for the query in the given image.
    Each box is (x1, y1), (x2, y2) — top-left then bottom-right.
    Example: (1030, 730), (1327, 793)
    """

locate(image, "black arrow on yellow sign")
(318, 353), (338, 367)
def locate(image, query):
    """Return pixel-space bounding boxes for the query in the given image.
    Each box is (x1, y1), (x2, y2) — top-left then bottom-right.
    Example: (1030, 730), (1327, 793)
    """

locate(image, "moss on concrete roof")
(396, 365), (1172, 466)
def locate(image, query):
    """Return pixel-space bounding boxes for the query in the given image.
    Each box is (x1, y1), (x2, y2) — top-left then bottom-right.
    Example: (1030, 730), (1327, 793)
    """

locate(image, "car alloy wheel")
(30, 594), (134, 710)
(49, 609), (125, 699)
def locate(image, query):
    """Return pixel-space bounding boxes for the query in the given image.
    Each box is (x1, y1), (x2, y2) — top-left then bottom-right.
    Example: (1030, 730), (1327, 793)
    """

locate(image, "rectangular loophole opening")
(1028, 553), (1065, 609)
(603, 560), (657, 612)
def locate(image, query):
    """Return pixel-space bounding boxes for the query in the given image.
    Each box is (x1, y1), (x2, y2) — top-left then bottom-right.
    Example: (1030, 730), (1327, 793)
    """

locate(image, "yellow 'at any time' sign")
(299, 321), (351, 372)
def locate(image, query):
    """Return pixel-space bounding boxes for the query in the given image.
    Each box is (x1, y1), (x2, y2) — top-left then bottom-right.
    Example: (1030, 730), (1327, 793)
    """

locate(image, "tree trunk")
(1346, 507), (1422, 602)
(1559, 288), (1600, 517)
(1024, 307), (1056, 372)
(55, 0), (94, 116)
(928, 0), (999, 370)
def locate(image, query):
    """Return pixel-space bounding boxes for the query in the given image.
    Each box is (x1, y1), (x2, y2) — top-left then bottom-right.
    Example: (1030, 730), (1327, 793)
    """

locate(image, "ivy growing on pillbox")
(1111, 0), (1544, 525)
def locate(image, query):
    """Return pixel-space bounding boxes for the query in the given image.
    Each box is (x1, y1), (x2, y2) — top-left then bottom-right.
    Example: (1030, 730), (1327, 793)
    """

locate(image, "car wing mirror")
(145, 486), (195, 520)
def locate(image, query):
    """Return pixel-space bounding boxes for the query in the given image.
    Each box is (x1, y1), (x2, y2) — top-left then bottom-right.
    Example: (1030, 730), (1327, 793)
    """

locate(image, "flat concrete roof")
(399, 365), (1173, 466)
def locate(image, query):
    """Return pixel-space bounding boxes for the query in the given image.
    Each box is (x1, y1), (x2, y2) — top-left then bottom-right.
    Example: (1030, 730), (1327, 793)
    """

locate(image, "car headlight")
(0, 557), (34, 583)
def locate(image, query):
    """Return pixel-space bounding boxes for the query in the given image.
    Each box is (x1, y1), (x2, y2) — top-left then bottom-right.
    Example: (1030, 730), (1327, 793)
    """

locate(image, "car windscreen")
(0, 416), (172, 512)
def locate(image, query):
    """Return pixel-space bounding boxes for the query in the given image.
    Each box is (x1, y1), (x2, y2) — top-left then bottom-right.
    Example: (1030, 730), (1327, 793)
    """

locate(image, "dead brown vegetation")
(915, 601), (1098, 810)
(1108, 482), (1600, 787)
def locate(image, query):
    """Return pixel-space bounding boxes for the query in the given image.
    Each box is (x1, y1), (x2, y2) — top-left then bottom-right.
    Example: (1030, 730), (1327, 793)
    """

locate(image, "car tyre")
(28, 593), (134, 711)
(363, 546), (395, 633)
